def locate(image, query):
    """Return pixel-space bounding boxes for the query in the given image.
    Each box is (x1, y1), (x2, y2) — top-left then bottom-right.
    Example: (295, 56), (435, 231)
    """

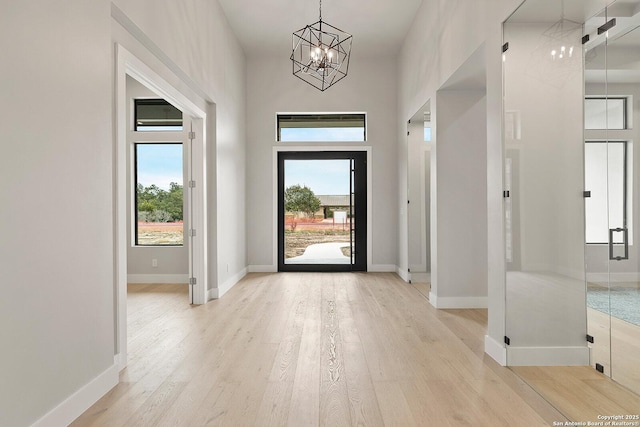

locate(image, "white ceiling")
(217, 0), (424, 56)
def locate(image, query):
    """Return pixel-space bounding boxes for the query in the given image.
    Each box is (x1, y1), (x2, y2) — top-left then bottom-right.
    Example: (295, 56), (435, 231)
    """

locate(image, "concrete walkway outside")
(286, 242), (351, 264)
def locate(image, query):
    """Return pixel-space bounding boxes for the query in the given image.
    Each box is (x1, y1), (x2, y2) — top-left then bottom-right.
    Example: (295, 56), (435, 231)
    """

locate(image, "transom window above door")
(277, 113), (366, 142)
(135, 99), (183, 131)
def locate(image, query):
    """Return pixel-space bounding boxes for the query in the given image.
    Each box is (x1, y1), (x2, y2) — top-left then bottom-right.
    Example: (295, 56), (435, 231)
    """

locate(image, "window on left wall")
(134, 143), (184, 246)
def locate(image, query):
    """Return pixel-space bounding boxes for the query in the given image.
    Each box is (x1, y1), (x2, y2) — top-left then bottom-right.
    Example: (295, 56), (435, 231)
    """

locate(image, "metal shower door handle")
(609, 227), (629, 261)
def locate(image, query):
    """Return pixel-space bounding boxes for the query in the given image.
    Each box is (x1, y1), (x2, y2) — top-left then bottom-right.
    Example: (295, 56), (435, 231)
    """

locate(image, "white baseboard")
(485, 335), (507, 366)
(32, 359), (119, 427)
(208, 268), (247, 300)
(395, 266), (410, 282)
(587, 272), (640, 283)
(410, 272), (430, 283)
(428, 294), (488, 309)
(247, 265), (277, 273)
(506, 346), (589, 366)
(127, 274), (189, 284)
(428, 291), (437, 308)
(114, 352), (127, 371)
(369, 264), (396, 272)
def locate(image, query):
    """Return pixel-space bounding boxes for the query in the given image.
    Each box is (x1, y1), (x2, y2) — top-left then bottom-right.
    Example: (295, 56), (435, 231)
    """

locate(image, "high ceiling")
(218, 0), (424, 56)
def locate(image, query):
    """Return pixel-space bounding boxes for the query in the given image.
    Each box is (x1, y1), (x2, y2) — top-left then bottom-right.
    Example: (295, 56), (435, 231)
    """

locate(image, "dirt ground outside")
(137, 218), (352, 256)
(138, 222), (184, 245)
(285, 218), (353, 258)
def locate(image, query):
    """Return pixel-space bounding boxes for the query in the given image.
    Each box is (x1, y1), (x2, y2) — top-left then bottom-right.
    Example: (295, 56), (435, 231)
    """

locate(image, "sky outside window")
(285, 159), (350, 195)
(136, 144), (183, 189)
(280, 127), (364, 142)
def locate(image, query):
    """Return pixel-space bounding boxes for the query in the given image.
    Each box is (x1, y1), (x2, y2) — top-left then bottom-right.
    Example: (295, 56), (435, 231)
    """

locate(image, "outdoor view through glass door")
(278, 151), (366, 271)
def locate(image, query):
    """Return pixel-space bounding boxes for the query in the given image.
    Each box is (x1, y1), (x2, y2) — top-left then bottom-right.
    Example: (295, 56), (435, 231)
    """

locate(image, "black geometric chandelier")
(290, 0), (353, 91)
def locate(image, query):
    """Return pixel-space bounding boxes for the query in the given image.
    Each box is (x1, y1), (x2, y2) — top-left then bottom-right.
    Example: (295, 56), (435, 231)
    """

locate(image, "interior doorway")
(115, 44), (208, 370)
(277, 151), (367, 272)
(126, 77), (189, 294)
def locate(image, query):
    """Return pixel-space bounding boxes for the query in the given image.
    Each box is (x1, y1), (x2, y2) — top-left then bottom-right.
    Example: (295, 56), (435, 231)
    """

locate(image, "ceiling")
(506, 0), (640, 24)
(217, 0), (424, 56)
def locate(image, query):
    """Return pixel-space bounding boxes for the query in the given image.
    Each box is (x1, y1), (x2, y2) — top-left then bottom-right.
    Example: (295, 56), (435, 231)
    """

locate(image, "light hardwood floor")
(71, 273), (637, 426)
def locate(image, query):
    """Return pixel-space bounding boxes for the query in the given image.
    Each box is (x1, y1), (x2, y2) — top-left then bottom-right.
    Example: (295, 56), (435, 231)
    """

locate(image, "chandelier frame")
(290, 4), (352, 92)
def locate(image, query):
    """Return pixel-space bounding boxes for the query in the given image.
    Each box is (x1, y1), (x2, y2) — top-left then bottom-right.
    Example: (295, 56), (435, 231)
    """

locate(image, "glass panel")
(135, 99), (183, 131)
(135, 143), (184, 246)
(283, 159), (352, 264)
(584, 9), (612, 378)
(503, 0), (587, 355)
(603, 4), (640, 394)
(585, 98), (626, 129)
(277, 113), (365, 141)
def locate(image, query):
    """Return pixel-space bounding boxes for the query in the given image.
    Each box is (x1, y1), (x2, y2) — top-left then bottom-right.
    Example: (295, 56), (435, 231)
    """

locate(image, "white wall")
(0, 0), (246, 425)
(432, 87), (488, 306)
(246, 54), (398, 271)
(0, 1), (116, 426)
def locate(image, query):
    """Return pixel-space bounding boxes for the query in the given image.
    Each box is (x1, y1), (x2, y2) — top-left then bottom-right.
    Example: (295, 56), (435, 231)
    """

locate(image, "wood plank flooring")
(512, 366), (640, 423)
(72, 273), (601, 426)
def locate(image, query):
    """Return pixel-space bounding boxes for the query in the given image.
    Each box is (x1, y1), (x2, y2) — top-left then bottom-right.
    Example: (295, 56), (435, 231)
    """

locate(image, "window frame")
(276, 112), (367, 142)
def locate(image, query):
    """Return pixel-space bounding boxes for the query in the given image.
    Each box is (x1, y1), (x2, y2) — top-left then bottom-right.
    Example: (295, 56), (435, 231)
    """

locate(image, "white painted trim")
(127, 274), (189, 284)
(506, 346), (589, 366)
(208, 268), (247, 300)
(587, 272), (640, 282)
(429, 291), (438, 308)
(115, 42), (129, 375)
(429, 295), (488, 309)
(396, 266), (410, 282)
(248, 265), (278, 273)
(409, 263), (428, 274)
(484, 335), (507, 366)
(272, 146), (373, 271)
(187, 116), (208, 305)
(369, 264), (397, 272)
(410, 272), (430, 283)
(31, 361), (119, 427)
(114, 352), (127, 371)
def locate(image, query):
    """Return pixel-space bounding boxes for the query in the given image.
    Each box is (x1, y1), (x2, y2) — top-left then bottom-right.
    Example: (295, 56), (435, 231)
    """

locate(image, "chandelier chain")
(319, 0), (322, 21)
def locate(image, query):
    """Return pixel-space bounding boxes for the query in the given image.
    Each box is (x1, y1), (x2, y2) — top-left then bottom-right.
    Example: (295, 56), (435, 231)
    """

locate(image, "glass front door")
(277, 151), (366, 271)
